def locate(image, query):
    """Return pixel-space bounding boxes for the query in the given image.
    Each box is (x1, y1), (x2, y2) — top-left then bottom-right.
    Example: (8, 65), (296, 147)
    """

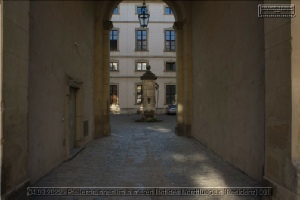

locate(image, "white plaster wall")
(28, 1), (95, 183)
(110, 2), (176, 114)
(111, 76), (175, 113)
(111, 23), (174, 57)
(112, 2), (175, 23)
(111, 57), (175, 78)
(109, 57), (176, 113)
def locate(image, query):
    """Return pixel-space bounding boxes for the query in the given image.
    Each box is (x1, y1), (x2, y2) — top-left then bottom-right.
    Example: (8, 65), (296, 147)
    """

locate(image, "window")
(166, 62), (176, 71)
(110, 30), (118, 51)
(136, 62), (147, 71)
(165, 30), (175, 51)
(113, 6), (119, 14)
(166, 85), (176, 104)
(165, 7), (173, 15)
(110, 85), (118, 104)
(137, 5), (149, 14)
(137, 6), (143, 14)
(110, 62), (118, 71)
(136, 5), (149, 14)
(110, 85), (118, 96)
(136, 85), (143, 104)
(136, 30), (147, 51)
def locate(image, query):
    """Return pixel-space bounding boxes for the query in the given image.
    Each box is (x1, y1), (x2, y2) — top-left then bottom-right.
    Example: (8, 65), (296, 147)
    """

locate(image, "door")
(69, 87), (76, 150)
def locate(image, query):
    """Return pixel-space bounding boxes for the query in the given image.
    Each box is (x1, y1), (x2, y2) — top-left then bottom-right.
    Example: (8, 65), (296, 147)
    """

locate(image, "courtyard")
(32, 114), (262, 200)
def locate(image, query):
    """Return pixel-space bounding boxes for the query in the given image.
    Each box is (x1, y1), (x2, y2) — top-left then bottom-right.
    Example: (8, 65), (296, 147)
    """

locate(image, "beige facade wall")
(263, 0), (300, 199)
(28, 1), (95, 184)
(291, 0), (300, 161)
(2, 0), (30, 197)
(1, 0), (299, 199)
(0, 2), (2, 191)
(110, 2), (176, 114)
(191, 1), (265, 182)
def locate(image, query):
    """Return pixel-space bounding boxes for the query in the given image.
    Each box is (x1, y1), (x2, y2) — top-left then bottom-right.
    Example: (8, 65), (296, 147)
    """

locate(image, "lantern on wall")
(138, 0), (150, 28)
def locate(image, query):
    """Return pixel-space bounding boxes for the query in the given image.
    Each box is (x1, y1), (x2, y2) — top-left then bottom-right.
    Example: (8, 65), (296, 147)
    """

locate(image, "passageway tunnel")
(0, 1), (300, 199)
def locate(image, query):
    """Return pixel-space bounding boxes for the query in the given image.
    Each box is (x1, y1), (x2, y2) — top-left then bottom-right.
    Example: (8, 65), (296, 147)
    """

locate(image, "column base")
(175, 123), (192, 137)
(94, 116), (111, 138)
(95, 125), (111, 138)
(263, 176), (299, 200)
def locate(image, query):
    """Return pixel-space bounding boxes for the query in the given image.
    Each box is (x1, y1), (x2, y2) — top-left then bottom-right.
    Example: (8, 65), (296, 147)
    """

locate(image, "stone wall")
(263, 0), (300, 198)
(2, 0), (30, 197)
(28, 1), (95, 184)
(191, 1), (265, 182)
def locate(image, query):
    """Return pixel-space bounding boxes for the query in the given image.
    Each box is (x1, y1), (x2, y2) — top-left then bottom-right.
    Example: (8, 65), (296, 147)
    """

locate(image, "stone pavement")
(32, 114), (263, 200)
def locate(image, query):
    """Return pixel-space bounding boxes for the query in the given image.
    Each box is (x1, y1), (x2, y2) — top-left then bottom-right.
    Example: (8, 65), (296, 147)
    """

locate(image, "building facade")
(110, 2), (176, 114)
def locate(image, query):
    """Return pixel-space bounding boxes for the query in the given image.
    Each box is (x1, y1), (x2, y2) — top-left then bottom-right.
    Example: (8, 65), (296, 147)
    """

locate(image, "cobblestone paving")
(32, 114), (262, 200)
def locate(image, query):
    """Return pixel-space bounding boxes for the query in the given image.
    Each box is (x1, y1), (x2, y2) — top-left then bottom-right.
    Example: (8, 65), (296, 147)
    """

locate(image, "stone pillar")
(183, 10), (193, 137)
(174, 17), (193, 137)
(140, 65), (157, 120)
(263, 1), (300, 198)
(94, 20), (112, 138)
(173, 21), (185, 136)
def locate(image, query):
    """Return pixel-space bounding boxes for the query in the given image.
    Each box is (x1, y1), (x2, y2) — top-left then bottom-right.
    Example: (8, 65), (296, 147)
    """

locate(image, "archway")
(2, 1), (299, 199)
(93, 0), (192, 138)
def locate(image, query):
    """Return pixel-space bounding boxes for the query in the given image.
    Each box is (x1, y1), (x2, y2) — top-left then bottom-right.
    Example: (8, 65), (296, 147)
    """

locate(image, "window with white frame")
(166, 85), (176, 104)
(165, 30), (175, 51)
(136, 5), (149, 14)
(166, 62), (176, 71)
(113, 6), (119, 14)
(110, 30), (118, 51)
(137, 6), (143, 14)
(165, 6), (173, 15)
(110, 62), (118, 71)
(136, 61), (147, 71)
(136, 29), (148, 51)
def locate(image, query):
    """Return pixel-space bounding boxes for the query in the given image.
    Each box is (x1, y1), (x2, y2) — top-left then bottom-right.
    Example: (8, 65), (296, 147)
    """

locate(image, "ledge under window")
(164, 50), (176, 52)
(135, 50), (149, 52)
(164, 71), (176, 72)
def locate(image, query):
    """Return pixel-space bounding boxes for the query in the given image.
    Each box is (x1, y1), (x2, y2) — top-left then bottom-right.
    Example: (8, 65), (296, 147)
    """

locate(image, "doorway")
(66, 77), (84, 159)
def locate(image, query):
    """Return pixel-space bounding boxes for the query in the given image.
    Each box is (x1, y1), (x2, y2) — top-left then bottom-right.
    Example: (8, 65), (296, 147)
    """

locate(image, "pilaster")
(173, 20), (185, 136)
(173, 19), (192, 137)
(94, 20), (113, 138)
